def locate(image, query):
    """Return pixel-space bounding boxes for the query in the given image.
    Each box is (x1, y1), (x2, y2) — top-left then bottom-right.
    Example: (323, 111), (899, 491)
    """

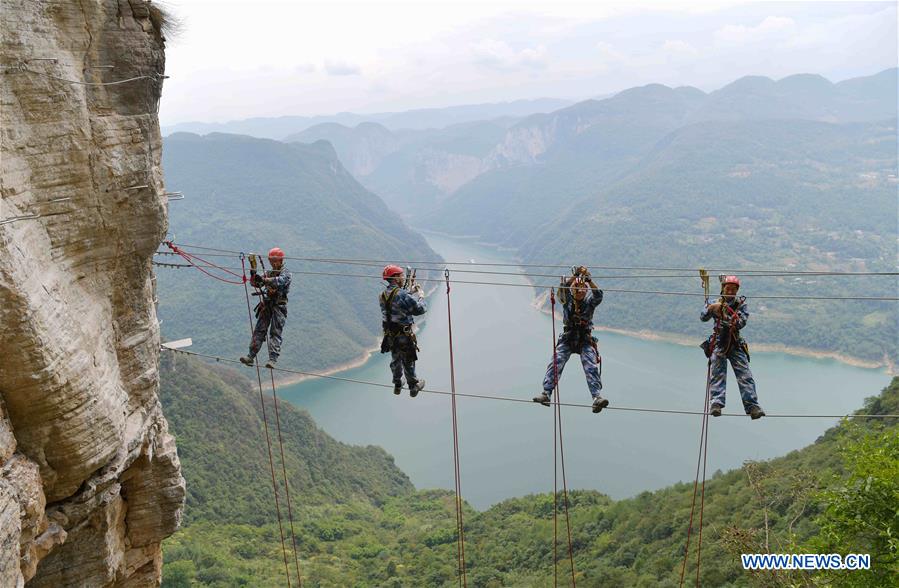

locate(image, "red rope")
(445, 270), (468, 587)
(241, 255), (292, 587)
(164, 241), (246, 285)
(550, 288), (577, 587)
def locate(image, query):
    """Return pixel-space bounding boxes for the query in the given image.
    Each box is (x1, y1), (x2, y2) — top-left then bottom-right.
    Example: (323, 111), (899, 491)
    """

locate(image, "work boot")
(264, 358), (277, 369)
(749, 406), (766, 420)
(393, 383), (403, 395)
(532, 392), (551, 407)
(409, 379), (425, 398)
(239, 355), (255, 366)
(710, 404), (724, 417)
(592, 396), (610, 413)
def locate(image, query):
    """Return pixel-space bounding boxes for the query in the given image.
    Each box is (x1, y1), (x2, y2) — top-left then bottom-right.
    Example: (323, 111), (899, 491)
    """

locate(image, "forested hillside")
(157, 132), (441, 376)
(160, 356), (899, 587)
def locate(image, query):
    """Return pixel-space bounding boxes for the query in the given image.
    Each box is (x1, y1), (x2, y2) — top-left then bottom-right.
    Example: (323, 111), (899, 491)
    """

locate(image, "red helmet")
(722, 275), (740, 289)
(382, 264), (404, 281)
(268, 247), (285, 261)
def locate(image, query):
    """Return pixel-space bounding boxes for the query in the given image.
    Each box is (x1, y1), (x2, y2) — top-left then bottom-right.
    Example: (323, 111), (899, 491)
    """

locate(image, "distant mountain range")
(286, 69), (897, 218)
(161, 98), (572, 139)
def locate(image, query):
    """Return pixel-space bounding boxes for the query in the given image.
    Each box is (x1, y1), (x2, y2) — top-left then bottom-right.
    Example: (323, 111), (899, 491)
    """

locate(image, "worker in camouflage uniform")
(240, 247), (291, 369)
(380, 265), (427, 396)
(701, 275), (764, 419)
(534, 266), (609, 413)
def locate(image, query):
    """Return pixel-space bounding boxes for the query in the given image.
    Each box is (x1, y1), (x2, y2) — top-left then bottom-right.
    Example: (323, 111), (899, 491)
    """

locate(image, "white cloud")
(324, 61), (362, 76)
(471, 39), (548, 71)
(662, 40), (698, 57)
(714, 16), (796, 45)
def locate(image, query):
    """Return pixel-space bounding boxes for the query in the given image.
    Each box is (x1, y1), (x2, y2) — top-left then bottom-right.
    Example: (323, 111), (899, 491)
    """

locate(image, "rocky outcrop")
(1, 1), (184, 585)
(420, 149), (487, 195)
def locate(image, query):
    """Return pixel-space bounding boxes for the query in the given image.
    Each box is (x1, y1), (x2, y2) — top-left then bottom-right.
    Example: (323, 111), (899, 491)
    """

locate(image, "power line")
(161, 348), (899, 420)
(151, 261), (899, 301)
(157, 242), (898, 277)
(152, 252), (899, 280)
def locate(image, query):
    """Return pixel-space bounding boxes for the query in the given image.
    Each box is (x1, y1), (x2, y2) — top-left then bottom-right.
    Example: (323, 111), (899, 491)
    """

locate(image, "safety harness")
(702, 296), (750, 360)
(252, 269), (288, 317)
(380, 285), (418, 357)
(561, 294), (602, 373)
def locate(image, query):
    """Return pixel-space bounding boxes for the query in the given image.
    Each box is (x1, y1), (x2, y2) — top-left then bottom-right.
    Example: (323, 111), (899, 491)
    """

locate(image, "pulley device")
(403, 266), (417, 291)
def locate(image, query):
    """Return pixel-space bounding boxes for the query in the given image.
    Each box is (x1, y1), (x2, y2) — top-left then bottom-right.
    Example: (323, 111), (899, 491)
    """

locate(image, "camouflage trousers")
(708, 346), (759, 413)
(388, 334), (420, 388)
(542, 334), (603, 398)
(249, 303), (287, 362)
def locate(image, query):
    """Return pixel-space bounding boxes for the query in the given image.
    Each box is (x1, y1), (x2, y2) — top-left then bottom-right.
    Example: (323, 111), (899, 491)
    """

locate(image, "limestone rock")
(0, 0), (185, 584)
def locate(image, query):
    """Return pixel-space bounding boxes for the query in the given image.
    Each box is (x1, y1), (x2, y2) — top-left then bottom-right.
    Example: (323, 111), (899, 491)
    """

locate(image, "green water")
(280, 233), (891, 509)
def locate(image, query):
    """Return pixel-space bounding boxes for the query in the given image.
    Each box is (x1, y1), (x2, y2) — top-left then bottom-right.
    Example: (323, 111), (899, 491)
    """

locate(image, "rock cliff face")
(1, 1), (184, 585)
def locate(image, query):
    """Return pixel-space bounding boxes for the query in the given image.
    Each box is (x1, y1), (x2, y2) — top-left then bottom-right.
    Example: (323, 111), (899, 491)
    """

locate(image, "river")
(279, 233), (891, 510)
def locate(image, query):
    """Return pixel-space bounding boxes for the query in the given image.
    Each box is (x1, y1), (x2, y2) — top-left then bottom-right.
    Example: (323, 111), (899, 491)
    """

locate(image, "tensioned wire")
(151, 260), (899, 301)
(161, 348), (899, 420)
(156, 242), (899, 276)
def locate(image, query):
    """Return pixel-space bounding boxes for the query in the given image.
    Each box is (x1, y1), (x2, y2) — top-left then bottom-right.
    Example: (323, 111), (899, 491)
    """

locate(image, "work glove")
(251, 274), (264, 288)
(576, 266), (590, 278)
(411, 284), (424, 298)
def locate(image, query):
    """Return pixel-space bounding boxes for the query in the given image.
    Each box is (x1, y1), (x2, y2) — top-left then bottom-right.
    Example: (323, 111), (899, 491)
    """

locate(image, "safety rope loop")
(240, 257), (293, 588)
(694, 323), (718, 587)
(549, 287), (577, 587)
(680, 318), (717, 587)
(680, 364), (711, 586)
(163, 241), (246, 285)
(269, 370), (303, 586)
(445, 268), (468, 587)
(550, 288), (559, 588)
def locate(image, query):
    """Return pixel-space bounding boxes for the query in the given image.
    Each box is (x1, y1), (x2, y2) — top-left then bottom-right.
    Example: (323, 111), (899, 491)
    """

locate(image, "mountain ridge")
(162, 97), (573, 139)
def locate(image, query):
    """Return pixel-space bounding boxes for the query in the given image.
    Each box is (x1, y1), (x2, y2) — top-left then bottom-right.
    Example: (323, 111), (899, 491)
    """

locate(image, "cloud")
(324, 61), (362, 76)
(714, 16), (796, 45)
(596, 40), (697, 69)
(294, 63), (317, 74)
(471, 39), (548, 71)
(661, 40), (698, 57)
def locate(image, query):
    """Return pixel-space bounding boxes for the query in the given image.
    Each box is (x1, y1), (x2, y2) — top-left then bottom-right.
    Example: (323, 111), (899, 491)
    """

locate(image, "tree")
(805, 423), (899, 587)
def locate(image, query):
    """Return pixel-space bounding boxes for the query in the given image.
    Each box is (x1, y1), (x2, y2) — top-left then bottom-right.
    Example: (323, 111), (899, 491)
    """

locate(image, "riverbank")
(594, 326), (893, 372)
(531, 290), (894, 374)
(272, 338), (382, 387)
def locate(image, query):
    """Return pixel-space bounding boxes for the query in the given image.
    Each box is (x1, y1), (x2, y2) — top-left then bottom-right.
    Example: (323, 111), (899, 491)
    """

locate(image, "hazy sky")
(158, 0), (897, 125)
